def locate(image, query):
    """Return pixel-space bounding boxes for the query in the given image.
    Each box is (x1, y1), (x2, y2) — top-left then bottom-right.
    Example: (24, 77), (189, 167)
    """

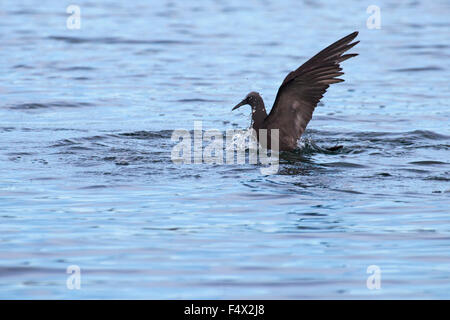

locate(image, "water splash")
(225, 128), (259, 153)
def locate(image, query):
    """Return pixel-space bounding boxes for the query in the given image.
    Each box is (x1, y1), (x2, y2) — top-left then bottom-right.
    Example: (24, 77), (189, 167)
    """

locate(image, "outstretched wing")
(264, 31), (359, 149)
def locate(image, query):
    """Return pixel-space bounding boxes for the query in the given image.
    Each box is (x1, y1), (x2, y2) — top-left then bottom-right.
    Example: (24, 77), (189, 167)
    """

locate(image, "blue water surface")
(0, 0), (449, 299)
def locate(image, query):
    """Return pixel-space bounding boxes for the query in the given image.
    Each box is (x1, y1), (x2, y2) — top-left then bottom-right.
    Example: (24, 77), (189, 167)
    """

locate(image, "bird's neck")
(251, 97), (267, 130)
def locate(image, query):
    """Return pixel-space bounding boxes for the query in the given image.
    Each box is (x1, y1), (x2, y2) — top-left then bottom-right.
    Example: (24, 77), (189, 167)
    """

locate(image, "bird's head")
(232, 92), (261, 111)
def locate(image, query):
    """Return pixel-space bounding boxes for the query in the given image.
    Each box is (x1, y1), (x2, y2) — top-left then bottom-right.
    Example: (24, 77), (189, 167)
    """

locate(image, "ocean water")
(0, 0), (449, 299)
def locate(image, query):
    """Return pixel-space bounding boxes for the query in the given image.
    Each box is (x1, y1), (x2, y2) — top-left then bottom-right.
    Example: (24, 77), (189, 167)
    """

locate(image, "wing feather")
(263, 31), (359, 150)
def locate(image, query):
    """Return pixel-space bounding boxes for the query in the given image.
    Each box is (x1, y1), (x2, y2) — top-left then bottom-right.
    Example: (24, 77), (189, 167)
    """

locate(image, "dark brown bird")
(232, 31), (359, 151)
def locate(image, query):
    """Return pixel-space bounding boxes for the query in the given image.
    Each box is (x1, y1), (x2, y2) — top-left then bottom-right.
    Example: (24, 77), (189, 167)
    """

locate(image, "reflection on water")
(0, 0), (449, 299)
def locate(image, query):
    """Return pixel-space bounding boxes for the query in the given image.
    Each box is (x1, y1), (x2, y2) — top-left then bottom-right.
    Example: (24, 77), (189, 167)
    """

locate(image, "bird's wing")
(264, 31), (359, 148)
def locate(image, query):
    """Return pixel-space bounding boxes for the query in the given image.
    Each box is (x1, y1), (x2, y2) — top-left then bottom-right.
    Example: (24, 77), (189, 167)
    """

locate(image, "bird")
(232, 31), (359, 151)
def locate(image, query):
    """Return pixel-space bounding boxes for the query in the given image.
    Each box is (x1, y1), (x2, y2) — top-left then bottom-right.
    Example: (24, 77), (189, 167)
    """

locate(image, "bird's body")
(232, 31), (359, 151)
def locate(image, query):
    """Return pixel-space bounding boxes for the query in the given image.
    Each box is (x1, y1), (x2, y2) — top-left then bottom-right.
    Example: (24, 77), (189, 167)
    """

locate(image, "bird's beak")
(232, 99), (247, 111)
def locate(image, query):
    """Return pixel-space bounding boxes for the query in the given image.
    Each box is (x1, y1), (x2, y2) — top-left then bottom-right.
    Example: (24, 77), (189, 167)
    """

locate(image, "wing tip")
(339, 31), (359, 44)
(349, 31), (359, 39)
